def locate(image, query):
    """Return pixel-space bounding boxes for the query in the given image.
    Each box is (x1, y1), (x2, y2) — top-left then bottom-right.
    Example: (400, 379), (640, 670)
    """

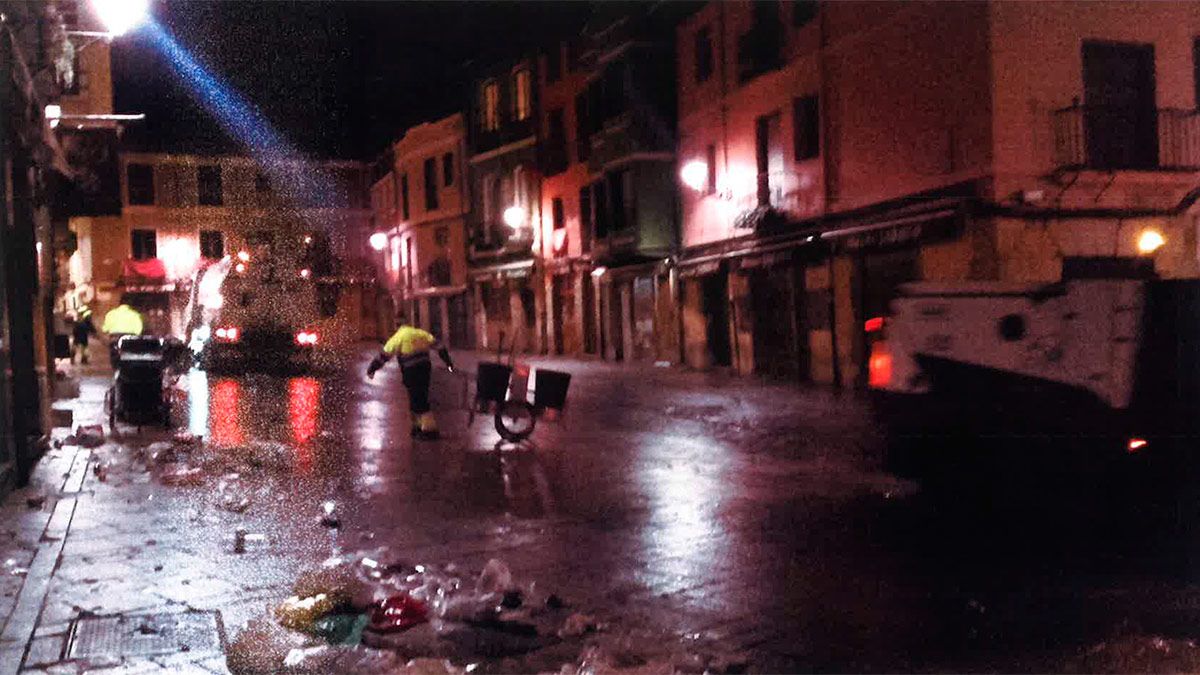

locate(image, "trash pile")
(1067, 634), (1200, 674)
(225, 553), (750, 674)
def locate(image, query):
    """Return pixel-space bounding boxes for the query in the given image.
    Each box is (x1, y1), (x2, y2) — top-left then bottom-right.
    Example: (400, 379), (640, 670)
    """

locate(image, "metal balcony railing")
(1053, 105), (1200, 171)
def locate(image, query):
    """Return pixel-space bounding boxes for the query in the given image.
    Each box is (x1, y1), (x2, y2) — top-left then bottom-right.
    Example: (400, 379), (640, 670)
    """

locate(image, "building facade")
(372, 113), (471, 347)
(676, 0), (1200, 386)
(536, 6), (683, 363)
(466, 56), (545, 354)
(71, 152), (373, 340)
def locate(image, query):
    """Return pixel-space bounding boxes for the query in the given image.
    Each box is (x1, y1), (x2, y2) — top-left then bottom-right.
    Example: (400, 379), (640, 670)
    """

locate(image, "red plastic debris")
(368, 594), (428, 634)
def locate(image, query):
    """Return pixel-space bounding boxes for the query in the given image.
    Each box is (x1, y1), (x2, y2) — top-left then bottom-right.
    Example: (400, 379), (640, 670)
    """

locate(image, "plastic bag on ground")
(281, 645), (401, 673)
(368, 594), (429, 633)
(74, 425), (105, 448)
(226, 617), (307, 673)
(275, 593), (342, 632)
(476, 559), (513, 595)
(313, 613), (368, 645)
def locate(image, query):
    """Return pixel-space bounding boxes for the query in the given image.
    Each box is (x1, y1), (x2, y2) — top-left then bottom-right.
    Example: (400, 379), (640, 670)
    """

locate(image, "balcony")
(1053, 105), (1200, 171)
(588, 110), (672, 173)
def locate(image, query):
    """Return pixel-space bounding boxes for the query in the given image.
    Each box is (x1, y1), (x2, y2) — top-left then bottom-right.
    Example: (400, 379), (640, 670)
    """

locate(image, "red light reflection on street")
(210, 379), (244, 447)
(289, 377), (321, 471)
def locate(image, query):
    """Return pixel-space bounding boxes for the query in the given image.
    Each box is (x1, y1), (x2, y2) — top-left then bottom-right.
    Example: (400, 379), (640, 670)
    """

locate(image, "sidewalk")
(0, 350), (904, 674)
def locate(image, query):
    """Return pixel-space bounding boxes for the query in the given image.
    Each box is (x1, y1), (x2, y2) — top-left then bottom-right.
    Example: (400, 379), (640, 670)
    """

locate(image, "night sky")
(112, 1), (596, 160)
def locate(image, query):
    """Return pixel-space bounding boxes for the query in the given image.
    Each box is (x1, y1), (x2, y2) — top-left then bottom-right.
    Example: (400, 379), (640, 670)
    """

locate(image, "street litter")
(73, 424), (105, 448)
(559, 613), (598, 638)
(475, 558), (513, 595)
(159, 465), (203, 486)
(233, 529), (267, 554)
(226, 616), (307, 673)
(320, 500), (341, 528)
(369, 595), (429, 633)
(217, 475), (252, 512)
(25, 495), (45, 509)
(276, 593), (342, 632)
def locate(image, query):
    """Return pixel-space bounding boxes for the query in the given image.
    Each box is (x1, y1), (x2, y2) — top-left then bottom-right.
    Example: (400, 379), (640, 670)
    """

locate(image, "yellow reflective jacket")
(383, 325), (439, 361)
(102, 304), (143, 335)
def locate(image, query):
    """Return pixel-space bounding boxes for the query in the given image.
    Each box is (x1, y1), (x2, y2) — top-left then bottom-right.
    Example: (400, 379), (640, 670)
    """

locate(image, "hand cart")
(455, 332), (572, 442)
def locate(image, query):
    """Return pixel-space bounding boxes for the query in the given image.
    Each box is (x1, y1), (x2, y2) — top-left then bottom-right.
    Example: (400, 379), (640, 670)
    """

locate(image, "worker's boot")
(416, 412), (440, 440)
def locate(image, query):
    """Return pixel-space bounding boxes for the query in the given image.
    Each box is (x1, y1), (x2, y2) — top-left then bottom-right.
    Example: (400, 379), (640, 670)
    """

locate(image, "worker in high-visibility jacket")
(101, 302), (144, 368)
(366, 317), (455, 439)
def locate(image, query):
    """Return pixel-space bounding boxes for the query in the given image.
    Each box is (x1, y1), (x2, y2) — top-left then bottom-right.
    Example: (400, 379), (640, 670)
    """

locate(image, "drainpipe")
(817, 7), (843, 391)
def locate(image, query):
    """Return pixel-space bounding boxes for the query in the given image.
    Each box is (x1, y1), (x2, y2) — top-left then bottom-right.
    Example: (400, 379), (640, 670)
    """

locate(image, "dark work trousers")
(401, 360), (432, 414)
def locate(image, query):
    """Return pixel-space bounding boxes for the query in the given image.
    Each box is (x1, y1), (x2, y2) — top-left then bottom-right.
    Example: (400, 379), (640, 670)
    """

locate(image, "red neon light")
(210, 379), (244, 448)
(289, 377), (320, 472)
(864, 317), (884, 333)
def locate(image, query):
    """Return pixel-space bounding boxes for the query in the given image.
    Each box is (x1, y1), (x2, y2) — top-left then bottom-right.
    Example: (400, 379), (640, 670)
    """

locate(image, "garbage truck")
(868, 275), (1200, 500)
(184, 230), (342, 373)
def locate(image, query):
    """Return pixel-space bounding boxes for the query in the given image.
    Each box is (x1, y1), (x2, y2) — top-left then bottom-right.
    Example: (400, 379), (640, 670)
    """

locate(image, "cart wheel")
(495, 400), (536, 442)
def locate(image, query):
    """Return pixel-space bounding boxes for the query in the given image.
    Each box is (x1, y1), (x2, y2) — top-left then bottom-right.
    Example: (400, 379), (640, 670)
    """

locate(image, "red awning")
(123, 258), (167, 283)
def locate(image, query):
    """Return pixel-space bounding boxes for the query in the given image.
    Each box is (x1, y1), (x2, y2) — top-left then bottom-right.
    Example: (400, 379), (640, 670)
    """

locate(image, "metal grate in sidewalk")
(66, 610), (224, 660)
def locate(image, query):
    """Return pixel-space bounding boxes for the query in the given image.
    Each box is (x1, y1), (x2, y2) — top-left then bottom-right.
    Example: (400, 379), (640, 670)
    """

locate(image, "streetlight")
(503, 206), (526, 229)
(680, 160), (708, 192)
(90, 0), (151, 37)
(1137, 229), (1165, 255)
(369, 232), (388, 251)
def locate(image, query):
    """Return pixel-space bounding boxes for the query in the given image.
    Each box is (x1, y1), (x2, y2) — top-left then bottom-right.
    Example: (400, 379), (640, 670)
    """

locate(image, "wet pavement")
(5, 346), (1200, 672)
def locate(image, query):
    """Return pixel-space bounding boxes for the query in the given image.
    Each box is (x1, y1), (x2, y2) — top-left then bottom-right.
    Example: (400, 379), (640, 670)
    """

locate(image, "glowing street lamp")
(680, 160), (708, 192)
(91, 0), (151, 37)
(503, 206), (526, 229)
(236, 250), (251, 263)
(369, 232), (389, 251)
(1137, 229), (1165, 255)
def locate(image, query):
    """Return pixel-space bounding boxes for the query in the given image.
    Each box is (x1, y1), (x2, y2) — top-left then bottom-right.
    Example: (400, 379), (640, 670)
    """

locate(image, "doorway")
(1083, 41), (1157, 169)
(749, 265), (800, 379)
(701, 271), (732, 367)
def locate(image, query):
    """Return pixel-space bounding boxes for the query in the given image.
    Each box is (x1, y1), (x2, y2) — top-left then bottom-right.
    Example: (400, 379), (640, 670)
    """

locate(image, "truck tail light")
(215, 326), (240, 343)
(295, 330), (319, 346)
(868, 341), (893, 388)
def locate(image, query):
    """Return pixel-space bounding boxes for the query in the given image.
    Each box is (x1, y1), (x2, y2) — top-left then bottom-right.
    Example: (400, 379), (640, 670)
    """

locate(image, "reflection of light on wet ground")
(186, 368), (208, 438)
(209, 378), (244, 447)
(638, 438), (730, 576)
(358, 399), (389, 452)
(289, 378), (321, 472)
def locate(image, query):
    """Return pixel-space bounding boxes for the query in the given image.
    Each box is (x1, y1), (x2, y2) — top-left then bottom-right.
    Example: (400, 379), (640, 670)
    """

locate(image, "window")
(592, 180), (609, 239)
(695, 26), (714, 83)
(423, 157), (439, 210)
(793, 95), (820, 160)
(545, 44), (562, 84)
(792, 0), (818, 27)
(442, 152), (454, 186)
(200, 230), (224, 259)
(127, 163), (154, 205)
(545, 107), (568, 175)
(574, 92), (590, 161)
(610, 170), (634, 231)
(578, 186), (592, 252)
(705, 144), (717, 195)
(131, 229), (157, 260)
(552, 197), (565, 230)
(198, 165), (223, 206)
(756, 112), (784, 205)
(514, 69), (532, 121)
(482, 81), (500, 131)
(400, 173), (410, 220)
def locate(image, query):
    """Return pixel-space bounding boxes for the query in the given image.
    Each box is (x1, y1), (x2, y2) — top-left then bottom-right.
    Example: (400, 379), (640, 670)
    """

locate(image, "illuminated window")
(482, 81), (500, 131)
(514, 69), (532, 121)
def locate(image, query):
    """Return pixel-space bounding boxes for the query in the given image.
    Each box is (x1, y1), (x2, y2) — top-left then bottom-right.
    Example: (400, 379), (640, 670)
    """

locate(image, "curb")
(0, 444), (92, 675)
